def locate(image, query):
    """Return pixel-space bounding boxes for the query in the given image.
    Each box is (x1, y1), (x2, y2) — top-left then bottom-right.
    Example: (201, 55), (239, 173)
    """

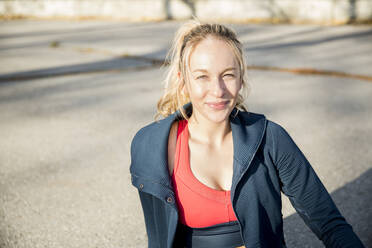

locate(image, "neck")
(187, 114), (231, 147)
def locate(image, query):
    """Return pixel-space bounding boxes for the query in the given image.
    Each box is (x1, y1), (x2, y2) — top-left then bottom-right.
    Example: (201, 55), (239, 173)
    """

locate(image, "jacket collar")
(130, 102), (267, 189)
(229, 105), (267, 186)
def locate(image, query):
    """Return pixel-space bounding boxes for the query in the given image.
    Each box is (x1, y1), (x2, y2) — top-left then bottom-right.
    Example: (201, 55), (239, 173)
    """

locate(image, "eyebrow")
(192, 67), (237, 73)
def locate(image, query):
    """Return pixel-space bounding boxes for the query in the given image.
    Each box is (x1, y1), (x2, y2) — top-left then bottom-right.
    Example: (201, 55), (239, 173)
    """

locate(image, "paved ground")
(0, 20), (371, 248)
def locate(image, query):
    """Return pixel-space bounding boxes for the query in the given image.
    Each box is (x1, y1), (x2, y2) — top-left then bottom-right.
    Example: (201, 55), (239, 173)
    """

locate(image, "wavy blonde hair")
(156, 19), (250, 120)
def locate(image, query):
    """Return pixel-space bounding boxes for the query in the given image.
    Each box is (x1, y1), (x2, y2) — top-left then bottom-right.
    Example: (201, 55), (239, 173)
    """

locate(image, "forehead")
(188, 36), (238, 72)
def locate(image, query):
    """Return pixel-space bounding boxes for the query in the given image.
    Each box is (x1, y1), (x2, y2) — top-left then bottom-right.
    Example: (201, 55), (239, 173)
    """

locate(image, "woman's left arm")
(267, 121), (365, 248)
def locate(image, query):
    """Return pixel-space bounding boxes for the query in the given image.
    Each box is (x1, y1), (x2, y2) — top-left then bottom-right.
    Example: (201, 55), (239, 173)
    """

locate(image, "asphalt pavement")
(0, 20), (371, 248)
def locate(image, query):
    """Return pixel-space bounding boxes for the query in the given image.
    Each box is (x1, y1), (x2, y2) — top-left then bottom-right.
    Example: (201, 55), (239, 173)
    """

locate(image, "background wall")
(1, 0), (372, 24)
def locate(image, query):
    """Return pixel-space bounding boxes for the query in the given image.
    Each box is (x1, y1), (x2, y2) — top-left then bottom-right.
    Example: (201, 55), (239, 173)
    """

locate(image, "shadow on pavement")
(0, 56), (160, 83)
(283, 168), (371, 247)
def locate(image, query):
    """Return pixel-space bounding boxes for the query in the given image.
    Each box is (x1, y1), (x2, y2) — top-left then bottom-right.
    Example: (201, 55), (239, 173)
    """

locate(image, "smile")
(206, 101), (230, 110)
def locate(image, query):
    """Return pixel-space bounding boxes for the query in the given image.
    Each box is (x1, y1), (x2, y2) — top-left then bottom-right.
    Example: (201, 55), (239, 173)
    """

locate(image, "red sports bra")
(171, 120), (237, 228)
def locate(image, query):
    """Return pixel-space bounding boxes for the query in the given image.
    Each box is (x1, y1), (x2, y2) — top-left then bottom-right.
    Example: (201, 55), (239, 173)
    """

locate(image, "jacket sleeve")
(267, 121), (364, 248)
(137, 190), (160, 248)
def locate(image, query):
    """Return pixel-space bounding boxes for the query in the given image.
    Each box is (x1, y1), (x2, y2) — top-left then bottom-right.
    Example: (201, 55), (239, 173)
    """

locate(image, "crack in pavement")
(247, 65), (372, 82)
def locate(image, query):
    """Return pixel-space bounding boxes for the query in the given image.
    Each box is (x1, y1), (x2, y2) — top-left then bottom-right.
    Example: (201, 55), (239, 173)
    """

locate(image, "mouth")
(206, 100), (230, 110)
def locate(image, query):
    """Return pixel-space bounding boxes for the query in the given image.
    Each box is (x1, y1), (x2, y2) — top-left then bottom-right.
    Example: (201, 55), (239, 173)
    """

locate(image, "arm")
(268, 122), (364, 248)
(137, 190), (159, 247)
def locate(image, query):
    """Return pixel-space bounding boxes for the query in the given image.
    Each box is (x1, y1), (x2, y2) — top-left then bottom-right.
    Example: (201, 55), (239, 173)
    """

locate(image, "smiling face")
(183, 36), (242, 124)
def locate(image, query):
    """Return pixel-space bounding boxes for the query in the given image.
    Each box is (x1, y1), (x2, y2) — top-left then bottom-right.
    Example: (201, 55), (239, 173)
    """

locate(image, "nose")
(210, 76), (225, 97)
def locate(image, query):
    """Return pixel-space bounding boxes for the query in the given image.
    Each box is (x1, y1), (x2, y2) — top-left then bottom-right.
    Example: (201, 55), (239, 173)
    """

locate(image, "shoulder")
(235, 109), (287, 136)
(265, 119), (294, 144)
(237, 110), (294, 151)
(130, 113), (178, 166)
(130, 118), (168, 154)
(129, 119), (167, 175)
(266, 119), (288, 137)
(131, 120), (161, 146)
(263, 119), (304, 163)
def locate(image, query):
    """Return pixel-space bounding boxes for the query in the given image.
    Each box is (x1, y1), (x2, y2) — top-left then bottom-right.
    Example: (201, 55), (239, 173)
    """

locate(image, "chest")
(188, 137), (234, 191)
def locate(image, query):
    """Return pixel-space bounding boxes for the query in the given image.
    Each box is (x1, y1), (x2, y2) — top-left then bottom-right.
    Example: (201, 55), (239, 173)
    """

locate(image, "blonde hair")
(156, 19), (249, 120)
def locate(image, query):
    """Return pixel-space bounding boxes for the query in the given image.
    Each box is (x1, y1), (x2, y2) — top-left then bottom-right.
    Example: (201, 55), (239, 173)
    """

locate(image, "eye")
(196, 75), (208, 80)
(223, 74), (235, 78)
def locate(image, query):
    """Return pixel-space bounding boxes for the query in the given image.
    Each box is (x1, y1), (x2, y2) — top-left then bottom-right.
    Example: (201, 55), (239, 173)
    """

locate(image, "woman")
(129, 20), (364, 248)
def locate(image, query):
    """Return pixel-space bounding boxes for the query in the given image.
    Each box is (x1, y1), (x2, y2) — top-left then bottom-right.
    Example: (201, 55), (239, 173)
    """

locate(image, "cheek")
(226, 81), (242, 95)
(188, 81), (206, 98)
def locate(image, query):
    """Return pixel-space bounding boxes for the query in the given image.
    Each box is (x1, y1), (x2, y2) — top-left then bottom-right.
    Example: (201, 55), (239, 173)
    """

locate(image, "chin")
(204, 110), (232, 123)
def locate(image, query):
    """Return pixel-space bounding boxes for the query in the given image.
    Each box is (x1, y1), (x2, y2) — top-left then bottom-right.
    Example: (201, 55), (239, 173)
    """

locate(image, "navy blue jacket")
(130, 103), (364, 248)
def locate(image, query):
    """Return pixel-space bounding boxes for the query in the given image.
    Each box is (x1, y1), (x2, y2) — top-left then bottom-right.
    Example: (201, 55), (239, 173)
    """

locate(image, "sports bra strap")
(173, 119), (187, 176)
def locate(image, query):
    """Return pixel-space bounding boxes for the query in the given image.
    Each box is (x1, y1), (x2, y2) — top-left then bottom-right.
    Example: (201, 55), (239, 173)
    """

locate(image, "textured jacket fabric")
(129, 103), (364, 248)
